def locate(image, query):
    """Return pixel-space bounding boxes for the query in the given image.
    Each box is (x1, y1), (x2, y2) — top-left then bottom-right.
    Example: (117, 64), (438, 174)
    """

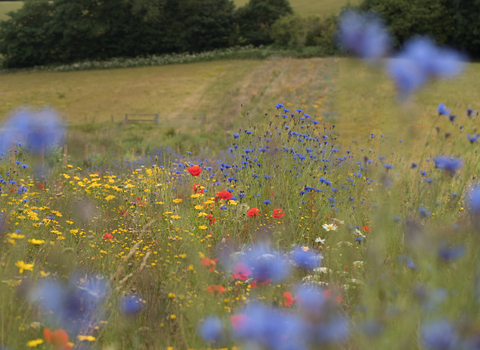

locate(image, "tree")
(359, 0), (455, 47)
(236, 0), (294, 46)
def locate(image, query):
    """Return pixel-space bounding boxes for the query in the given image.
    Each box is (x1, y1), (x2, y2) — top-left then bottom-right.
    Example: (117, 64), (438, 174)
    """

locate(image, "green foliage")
(445, 0), (480, 57)
(359, 0), (454, 46)
(236, 0), (294, 46)
(270, 13), (337, 51)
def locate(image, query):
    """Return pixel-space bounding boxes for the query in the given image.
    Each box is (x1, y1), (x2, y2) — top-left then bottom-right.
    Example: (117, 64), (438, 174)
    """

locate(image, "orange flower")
(188, 166), (202, 177)
(44, 328), (72, 350)
(207, 285), (226, 294)
(362, 225), (370, 233)
(283, 291), (297, 306)
(201, 257), (218, 272)
(190, 184), (204, 194)
(36, 183), (45, 190)
(247, 208), (260, 218)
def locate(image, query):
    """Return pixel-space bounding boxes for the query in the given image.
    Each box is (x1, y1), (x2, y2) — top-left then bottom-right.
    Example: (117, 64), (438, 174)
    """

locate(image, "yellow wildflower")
(77, 335), (96, 341)
(28, 239), (45, 245)
(172, 198), (182, 204)
(15, 261), (34, 273)
(27, 339), (43, 347)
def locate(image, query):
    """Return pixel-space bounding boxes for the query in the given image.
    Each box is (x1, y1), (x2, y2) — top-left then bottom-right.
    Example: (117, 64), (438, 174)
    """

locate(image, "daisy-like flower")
(315, 237), (326, 244)
(355, 229), (366, 238)
(322, 223), (338, 231)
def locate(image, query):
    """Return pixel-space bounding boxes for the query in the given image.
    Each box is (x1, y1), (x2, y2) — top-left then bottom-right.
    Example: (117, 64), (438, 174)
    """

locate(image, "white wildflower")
(322, 223), (338, 231)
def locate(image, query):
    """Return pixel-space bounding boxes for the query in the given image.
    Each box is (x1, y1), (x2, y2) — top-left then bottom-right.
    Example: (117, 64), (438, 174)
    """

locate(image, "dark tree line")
(0, 0), (293, 68)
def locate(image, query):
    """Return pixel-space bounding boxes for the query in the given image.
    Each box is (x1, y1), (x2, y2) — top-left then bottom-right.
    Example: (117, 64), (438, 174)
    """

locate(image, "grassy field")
(1, 56), (478, 157)
(233, 0), (359, 16)
(0, 1), (22, 21)
(1, 56), (480, 349)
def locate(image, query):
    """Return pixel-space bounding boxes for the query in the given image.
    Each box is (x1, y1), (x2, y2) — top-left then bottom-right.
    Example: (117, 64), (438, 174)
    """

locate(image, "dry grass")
(233, 0), (359, 17)
(0, 58), (336, 130)
(0, 1), (22, 21)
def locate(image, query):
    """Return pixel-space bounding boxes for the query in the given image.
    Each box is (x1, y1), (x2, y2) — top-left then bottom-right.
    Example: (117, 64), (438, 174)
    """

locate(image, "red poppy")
(201, 257), (218, 272)
(251, 279), (272, 288)
(324, 289), (343, 303)
(284, 292), (297, 306)
(206, 214), (216, 225)
(36, 183), (45, 190)
(215, 190), (233, 202)
(44, 328), (72, 350)
(188, 166), (202, 177)
(9, 187), (15, 194)
(103, 233), (113, 241)
(362, 225), (370, 233)
(207, 285), (226, 294)
(232, 262), (252, 280)
(230, 314), (249, 331)
(247, 208), (260, 218)
(273, 208), (285, 218)
(190, 184), (204, 194)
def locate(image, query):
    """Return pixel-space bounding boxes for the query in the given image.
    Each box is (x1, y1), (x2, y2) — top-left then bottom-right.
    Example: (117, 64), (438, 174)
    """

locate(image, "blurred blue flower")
(241, 244), (290, 283)
(337, 10), (391, 62)
(421, 319), (458, 350)
(28, 275), (108, 334)
(468, 134), (479, 143)
(469, 186), (480, 213)
(232, 302), (307, 350)
(387, 37), (466, 97)
(438, 244), (466, 263)
(119, 294), (145, 315)
(199, 316), (223, 343)
(437, 104), (449, 115)
(433, 156), (463, 174)
(0, 109), (64, 154)
(291, 246), (323, 270)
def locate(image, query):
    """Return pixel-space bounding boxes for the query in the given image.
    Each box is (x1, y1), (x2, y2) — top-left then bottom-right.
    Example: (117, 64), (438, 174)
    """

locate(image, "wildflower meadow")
(1, 9), (479, 350)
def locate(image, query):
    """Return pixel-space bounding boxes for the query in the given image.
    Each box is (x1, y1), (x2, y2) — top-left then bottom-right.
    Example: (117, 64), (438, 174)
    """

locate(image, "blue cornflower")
(241, 244), (290, 283)
(437, 103), (449, 115)
(387, 37), (466, 97)
(433, 156), (462, 174)
(337, 10), (391, 61)
(0, 109), (64, 154)
(119, 294), (145, 315)
(467, 134), (479, 143)
(419, 206), (431, 217)
(438, 244), (466, 263)
(291, 246), (323, 270)
(263, 200), (271, 205)
(421, 320), (458, 350)
(468, 186), (480, 213)
(199, 317), (223, 343)
(233, 133), (239, 139)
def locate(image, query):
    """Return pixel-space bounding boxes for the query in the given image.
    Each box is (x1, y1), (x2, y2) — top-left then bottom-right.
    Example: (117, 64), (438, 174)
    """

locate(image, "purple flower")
(337, 10), (391, 62)
(438, 244), (466, 263)
(241, 244), (290, 283)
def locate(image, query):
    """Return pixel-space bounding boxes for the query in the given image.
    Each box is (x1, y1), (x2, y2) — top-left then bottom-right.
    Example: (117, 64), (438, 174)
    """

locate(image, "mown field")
(0, 0), (358, 21)
(0, 1), (22, 21)
(233, 0), (358, 16)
